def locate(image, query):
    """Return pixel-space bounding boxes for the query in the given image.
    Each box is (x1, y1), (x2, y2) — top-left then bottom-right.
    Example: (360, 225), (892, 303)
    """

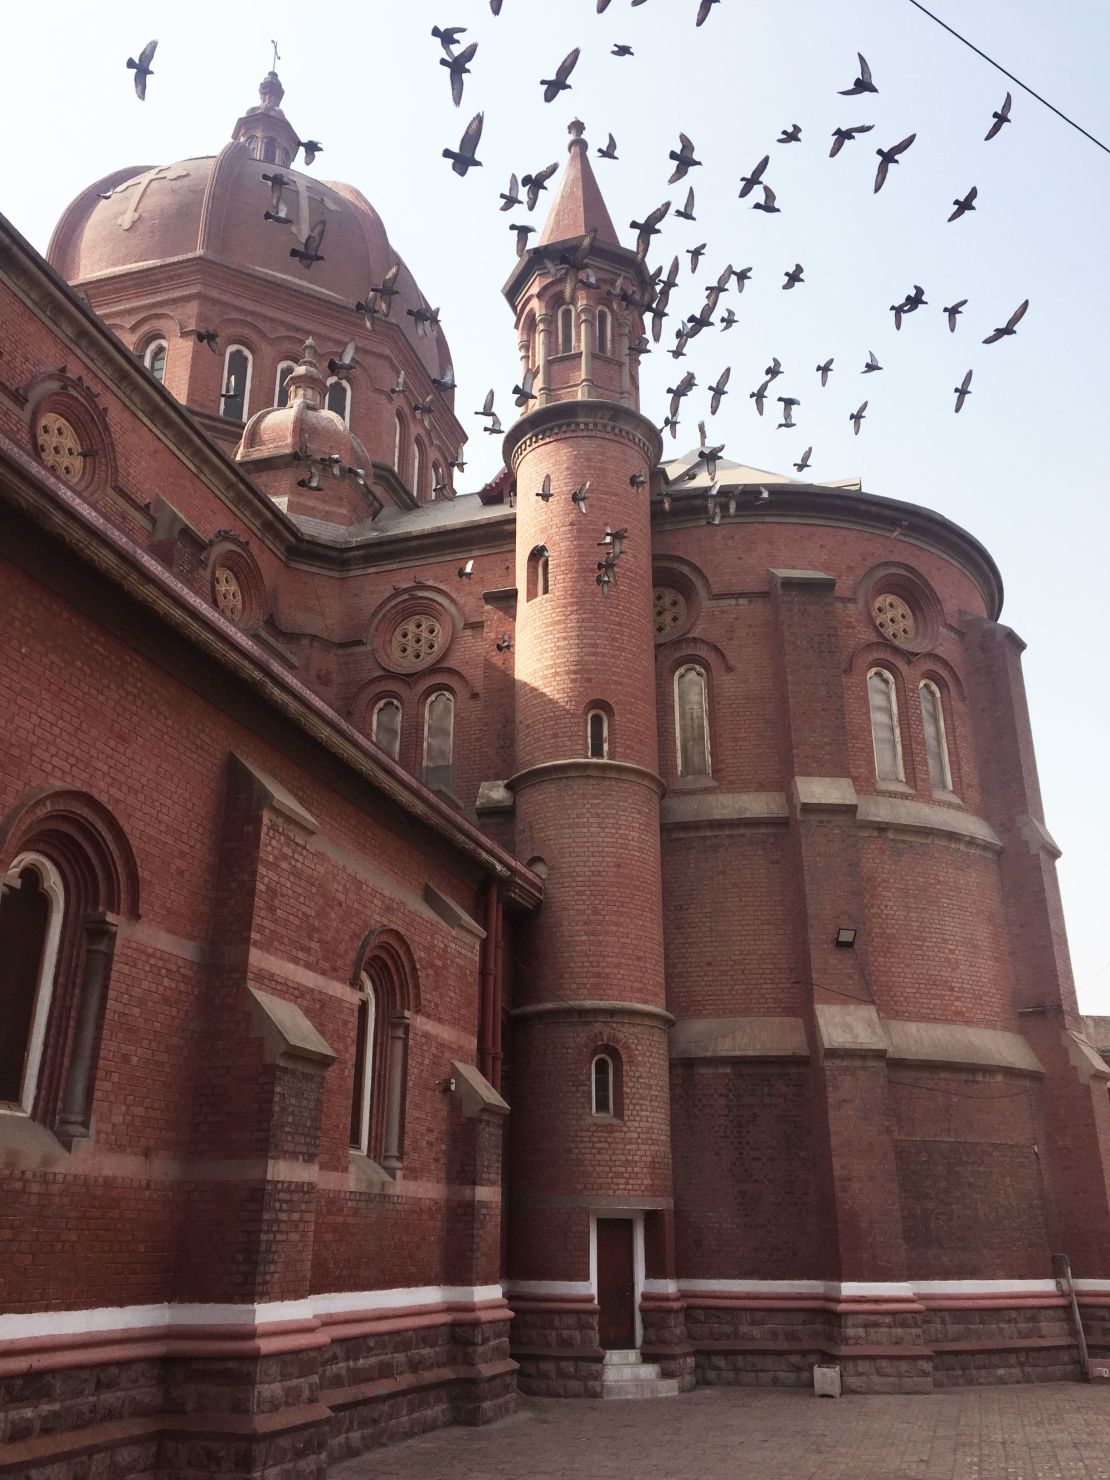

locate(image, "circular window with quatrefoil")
(213, 565), (245, 622)
(375, 599), (456, 675)
(871, 592), (917, 645)
(654, 587), (688, 641)
(393, 614), (441, 666)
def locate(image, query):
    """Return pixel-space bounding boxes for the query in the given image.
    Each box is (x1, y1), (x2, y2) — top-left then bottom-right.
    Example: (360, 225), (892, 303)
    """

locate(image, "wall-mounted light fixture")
(834, 927), (858, 949)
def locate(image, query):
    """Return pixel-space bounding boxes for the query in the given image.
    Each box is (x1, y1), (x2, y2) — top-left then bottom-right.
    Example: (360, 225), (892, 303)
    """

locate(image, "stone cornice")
(511, 1000), (675, 1029)
(507, 758), (667, 797)
(503, 399), (663, 472)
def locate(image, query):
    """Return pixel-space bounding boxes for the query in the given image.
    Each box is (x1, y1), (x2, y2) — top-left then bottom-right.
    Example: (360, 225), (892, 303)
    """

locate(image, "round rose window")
(36, 412), (85, 485)
(654, 587), (688, 641)
(392, 614), (442, 666)
(213, 565), (245, 622)
(872, 593), (916, 644)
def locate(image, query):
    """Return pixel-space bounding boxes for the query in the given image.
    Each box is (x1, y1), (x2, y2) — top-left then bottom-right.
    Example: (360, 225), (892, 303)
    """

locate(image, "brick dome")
(235, 338), (370, 468)
(46, 74), (452, 382)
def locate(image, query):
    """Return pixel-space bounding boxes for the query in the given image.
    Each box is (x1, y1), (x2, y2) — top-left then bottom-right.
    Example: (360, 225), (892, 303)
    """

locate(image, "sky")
(4, 0), (1109, 1009)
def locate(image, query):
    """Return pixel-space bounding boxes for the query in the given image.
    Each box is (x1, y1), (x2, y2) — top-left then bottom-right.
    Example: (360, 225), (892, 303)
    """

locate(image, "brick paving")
(331, 1384), (1110, 1480)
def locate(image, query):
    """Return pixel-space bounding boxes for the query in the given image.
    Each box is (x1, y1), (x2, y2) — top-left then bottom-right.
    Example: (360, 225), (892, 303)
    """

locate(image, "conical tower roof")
(538, 120), (620, 249)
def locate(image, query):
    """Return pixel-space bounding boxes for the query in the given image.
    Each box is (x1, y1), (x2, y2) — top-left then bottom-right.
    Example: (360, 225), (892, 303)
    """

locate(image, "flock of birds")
(122, 3), (1033, 550)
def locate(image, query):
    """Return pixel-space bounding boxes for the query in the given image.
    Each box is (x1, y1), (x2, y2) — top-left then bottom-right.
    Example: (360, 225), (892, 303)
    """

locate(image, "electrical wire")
(904, 0), (1110, 158)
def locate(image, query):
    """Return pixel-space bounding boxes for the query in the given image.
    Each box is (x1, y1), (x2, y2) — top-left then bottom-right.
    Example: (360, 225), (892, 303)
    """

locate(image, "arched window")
(920, 680), (952, 792)
(868, 668), (905, 782)
(326, 377), (351, 425)
(394, 411), (408, 473)
(596, 308), (611, 358)
(371, 698), (402, 761)
(592, 1054), (615, 1116)
(432, 461), (446, 498)
(0, 855), (65, 1113)
(278, 147), (291, 168)
(143, 338), (167, 383)
(423, 691), (455, 792)
(262, 137), (277, 164)
(559, 305), (575, 355)
(245, 136), (259, 159)
(349, 972), (378, 1154)
(588, 709), (609, 759)
(527, 544), (550, 602)
(412, 439), (425, 501)
(275, 360), (297, 408)
(220, 345), (252, 422)
(675, 664), (711, 778)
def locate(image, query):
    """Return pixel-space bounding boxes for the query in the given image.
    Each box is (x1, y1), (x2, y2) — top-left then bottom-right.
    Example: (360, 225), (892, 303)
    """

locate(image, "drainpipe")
(490, 886), (504, 1092)
(479, 880), (497, 1081)
(1053, 1253), (1091, 1379)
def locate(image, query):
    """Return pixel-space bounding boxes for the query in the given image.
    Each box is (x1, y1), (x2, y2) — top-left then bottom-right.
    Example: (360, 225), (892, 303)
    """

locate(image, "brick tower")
(500, 123), (690, 1397)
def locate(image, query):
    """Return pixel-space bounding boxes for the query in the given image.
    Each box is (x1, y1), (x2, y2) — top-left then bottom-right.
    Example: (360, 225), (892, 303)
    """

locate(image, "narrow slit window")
(868, 668), (905, 782)
(371, 698), (402, 761)
(596, 308), (610, 357)
(588, 710), (609, 759)
(675, 665), (711, 777)
(143, 339), (167, 383)
(423, 692), (455, 792)
(394, 411), (408, 472)
(412, 440), (425, 501)
(326, 377), (351, 425)
(349, 976), (377, 1153)
(592, 1054), (614, 1116)
(220, 345), (252, 422)
(275, 360), (297, 408)
(0, 855), (65, 1113)
(559, 306), (575, 355)
(920, 681), (953, 792)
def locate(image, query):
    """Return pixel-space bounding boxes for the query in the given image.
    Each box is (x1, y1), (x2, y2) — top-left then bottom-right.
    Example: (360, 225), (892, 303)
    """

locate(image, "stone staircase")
(601, 1349), (680, 1399)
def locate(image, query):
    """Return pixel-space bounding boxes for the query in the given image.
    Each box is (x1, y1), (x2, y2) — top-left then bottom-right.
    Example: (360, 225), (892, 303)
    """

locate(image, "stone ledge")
(669, 1016), (808, 1061)
(857, 794), (1001, 851)
(248, 987), (336, 1071)
(450, 1060), (509, 1119)
(885, 1021), (1043, 1075)
(229, 751), (318, 835)
(424, 883), (485, 939)
(792, 777), (859, 814)
(661, 791), (789, 831)
(816, 1003), (887, 1057)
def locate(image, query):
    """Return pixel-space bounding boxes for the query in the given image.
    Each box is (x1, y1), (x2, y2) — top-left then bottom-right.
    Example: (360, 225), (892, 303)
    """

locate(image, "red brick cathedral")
(3, 74), (1110, 1478)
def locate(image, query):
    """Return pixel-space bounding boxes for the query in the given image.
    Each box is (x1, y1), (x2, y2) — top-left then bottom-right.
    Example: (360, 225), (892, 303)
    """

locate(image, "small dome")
(236, 339), (371, 469)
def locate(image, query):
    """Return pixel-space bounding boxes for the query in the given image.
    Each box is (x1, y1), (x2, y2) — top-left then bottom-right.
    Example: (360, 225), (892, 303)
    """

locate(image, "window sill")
(876, 780), (915, 796)
(671, 775), (717, 793)
(931, 789), (964, 807)
(0, 1109), (71, 1168)
(348, 1148), (400, 1190)
(590, 1113), (623, 1125)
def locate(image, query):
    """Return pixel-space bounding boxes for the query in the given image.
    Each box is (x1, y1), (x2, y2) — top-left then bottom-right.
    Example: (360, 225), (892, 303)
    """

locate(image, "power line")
(904, 0), (1110, 159)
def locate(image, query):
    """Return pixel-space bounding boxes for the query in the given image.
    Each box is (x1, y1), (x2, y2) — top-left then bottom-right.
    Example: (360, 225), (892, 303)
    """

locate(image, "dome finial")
(284, 338), (326, 410)
(259, 67), (284, 113)
(568, 119), (587, 151)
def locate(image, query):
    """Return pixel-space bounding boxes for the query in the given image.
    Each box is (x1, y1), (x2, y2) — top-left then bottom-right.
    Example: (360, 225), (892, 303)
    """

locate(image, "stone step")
(602, 1349), (641, 1364)
(603, 1361), (662, 1382)
(602, 1376), (681, 1400)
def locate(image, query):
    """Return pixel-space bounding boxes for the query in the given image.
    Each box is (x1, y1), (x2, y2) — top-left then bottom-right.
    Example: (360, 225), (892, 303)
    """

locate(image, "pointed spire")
(538, 120), (621, 249)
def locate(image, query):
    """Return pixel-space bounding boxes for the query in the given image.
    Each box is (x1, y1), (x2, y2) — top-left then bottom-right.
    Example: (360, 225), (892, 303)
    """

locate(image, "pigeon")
(389, 370), (406, 397)
(829, 123), (874, 157)
(793, 446), (813, 472)
(783, 263), (804, 290)
(432, 365), (456, 391)
(862, 350), (882, 373)
(327, 340), (357, 379)
(598, 133), (619, 160)
(571, 481), (589, 513)
(458, 559), (475, 579)
(850, 400), (868, 434)
(261, 171), (292, 220)
(777, 396), (800, 429)
(695, 422), (725, 479)
(778, 124), (802, 144)
(706, 488), (722, 526)
(536, 473), (553, 501)
(738, 154), (769, 199)
(298, 139), (324, 167)
(982, 298), (1028, 343)
(442, 40), (478, 107)
(443, 113), (484, 175)
(696, 0), (720, 24)
(522, 162), (558, 210)
(754, 487), (771, 505)
(126, 39), (158, 101)
(411, 396), (434, 429)
(675, 187), (696, 221)
(839, 52), (878, 95)
(874, 134), (916, 193)
(687, 243), (707, 274)
(611, 44), (634, 57)
(948, 186), (978, 222)
(475, 389), (497, 418)
(183, 328), (219, 353)
(296, 462), (323, 492)
(432, 25), (467, 54)
(661, 414), (681, 438)
(631, 200), (671, 261)
(734, 267), (753, 293)
(290, 219), (326, 268)
(355, 264), (401, 320)
(408, 304), (441, 337)
(752, 184), (780, 214)
(450, 443), (466, 470)
(513, 368), (538, 407)
(750, 379), (770, 416)
(499, 173), (521, 210)
(510, 222), (536, 256)
(720, 308), (738, 331)
(985, 92), (1013, 141)
(713, 262), (735, 293)
(709, 367), (731, 414)
(541, 48), (580, 103)
(944, 298), (968, 332)
(668, 133), (702, 183)
(629, 473), (648, 489)
(670, 335), (690, 362)
(953, 369), (973, 413)
(765, 357), (783, 381)
(816, 358), (834, 386)
(483, 412), (503, 434)
(667, 371), (697, 417)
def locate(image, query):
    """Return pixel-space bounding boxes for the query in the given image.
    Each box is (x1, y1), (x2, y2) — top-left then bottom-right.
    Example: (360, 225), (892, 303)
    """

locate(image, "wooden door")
(597, 1218), (636, 1349)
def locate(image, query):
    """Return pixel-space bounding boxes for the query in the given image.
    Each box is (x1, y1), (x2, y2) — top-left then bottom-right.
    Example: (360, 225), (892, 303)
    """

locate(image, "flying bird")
(720, 307), (737, 331)
(442, 40), (478, 107)
(839, 52), (877, 95)
(327, 341), (357, 379)
(541, 48), (580, 102)
(290, 220), (326, 268)
(661, 414), (681, 438)
(667, 371), (697, 417)
(184, 328), (220, 353)
(829, 123), (874, 157)
(687, 242), (707, 274)
(944, 298), (967, 332)
(510, 222), (535, 256)
(738, 155), (769, 199)
(631, 200), (671, 261)
(982, 298), (1028, 343)
(432, 25), (467, 54)
(734, 267), (753, 293)
(355, 263), (401, 320)
(953, 369), (973, 413)
(777, 396), (800, 429)
(850, 401), (868, 434)
(513, 368), (538, 407)
(522, 161), (558, 210)
(668, 133), (702, 183)
(816, 358), (834, 386)
(483, 412), (503, 434)
(499, 174), (521, 210)
(783, 263), (804, 290)
(778, 124), (802, 144)
(598, 133), (619, 160)
(948, 186), (978, 222)
(536, 473), (553, 501)
(611, 44), (634, 57)
(985, 92), (1013, 141)
(793, 446), (813, 472)
(750, 379), (770, 416)
(862, 350), (882, 373)
(297, 139), (324, 167)
(874, 134), (916, 193)
(675, 187), (696, 221)
(490, 0), (502, 11)
(389, 370), (406, 397)
(261, 171), (292, 221)
(443, 113), (484, 175)
(629, 473), (648, 489)
(765, 358), (783, 381)
(408, 304), (441, 337)
(571, 481), (590, 513)
(709, 367), (731, 414)
(696, 0), (720, 24)
(126, 39), (158, 101)
(752, 185), (780, 214)
(432, 365), (455, 391)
